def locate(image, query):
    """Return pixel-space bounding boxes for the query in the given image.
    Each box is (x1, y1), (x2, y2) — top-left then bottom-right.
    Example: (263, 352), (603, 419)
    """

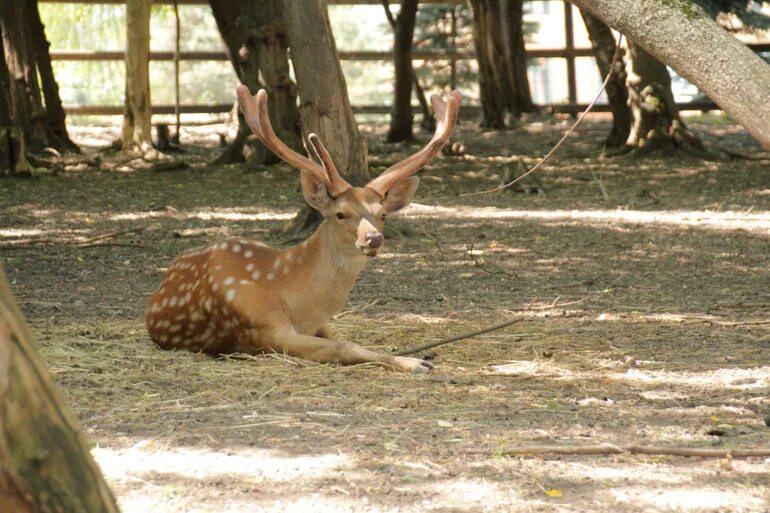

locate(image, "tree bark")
(122, 0), (153, 153)
(209, 0), (301, 164)
(283, 0), (368, 184)
(27, 0), (79, 153)
(579, 11), (630, 148)
(282, 0), (369, 231)
(0, 265), (120, 512)
(387, 0), (418, 142)
(568, 0), (770, 151)
(470, 0), (534, 129)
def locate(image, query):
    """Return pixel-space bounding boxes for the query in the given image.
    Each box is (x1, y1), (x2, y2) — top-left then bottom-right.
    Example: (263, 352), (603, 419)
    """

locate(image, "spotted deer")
(146, 85), (461, 372)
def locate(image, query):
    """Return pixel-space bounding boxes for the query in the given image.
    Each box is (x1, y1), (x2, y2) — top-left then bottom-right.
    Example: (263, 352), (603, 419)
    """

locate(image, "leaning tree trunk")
(387, 0), (418, 142)
(283, 0), (369, 231)
(470, 0), (534, 129)
(580, 11), (630, 148)
(209, 0), (301, 165)
(0, 266), (120, 512)
(568, 0), (770, 151)
(122, 0), (153, 153)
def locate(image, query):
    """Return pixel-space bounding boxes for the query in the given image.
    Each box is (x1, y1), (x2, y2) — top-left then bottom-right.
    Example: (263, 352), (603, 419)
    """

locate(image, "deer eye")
(335, 212), (347, 220)
(380, 213), (387, 220)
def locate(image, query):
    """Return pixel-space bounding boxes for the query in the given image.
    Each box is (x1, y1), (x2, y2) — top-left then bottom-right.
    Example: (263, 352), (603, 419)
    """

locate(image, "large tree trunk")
(568, 0), (770, 151)
(623, 41), (705, 154)
(209, 0), (301, 165)
(283, 0), (368, 182)
(0, 0), (74, 176)
(0, 31), (31, 177)
(122, 0), (153, 153)
(387, 0), (418, 142)
(470, 0), (534, 129)
(28, 1), (78, 153)
(0, 266), (120, 512)
(283, 0), (369, 232)
(580, 11), (630, 148)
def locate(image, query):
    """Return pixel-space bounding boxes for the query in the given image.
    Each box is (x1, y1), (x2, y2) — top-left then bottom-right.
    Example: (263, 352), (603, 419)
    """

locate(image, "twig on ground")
(467, 243), (517, 278)
(75, 226), (147, 246)
(477, 444), (770, 459)
(393, 317), (524, 356)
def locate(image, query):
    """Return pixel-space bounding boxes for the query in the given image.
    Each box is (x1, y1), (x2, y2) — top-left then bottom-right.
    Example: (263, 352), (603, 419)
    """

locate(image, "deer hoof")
(393, 356), (434, 373)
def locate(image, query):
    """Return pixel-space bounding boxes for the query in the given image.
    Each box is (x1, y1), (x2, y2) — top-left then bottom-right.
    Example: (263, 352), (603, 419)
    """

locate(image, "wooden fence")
(40, 0), (770, 119)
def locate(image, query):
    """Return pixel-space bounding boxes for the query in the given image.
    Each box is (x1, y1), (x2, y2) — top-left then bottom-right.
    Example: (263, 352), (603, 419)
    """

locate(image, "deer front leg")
(263, 325), (434, 373)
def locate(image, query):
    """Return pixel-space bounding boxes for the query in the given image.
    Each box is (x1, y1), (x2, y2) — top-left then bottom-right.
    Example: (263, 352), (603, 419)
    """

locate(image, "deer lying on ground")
(146, 85), (460, 372)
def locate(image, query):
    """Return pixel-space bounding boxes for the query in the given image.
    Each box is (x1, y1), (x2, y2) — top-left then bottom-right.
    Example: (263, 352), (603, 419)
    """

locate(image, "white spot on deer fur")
(169, 324), (181, 333)
(204, 298), (213, 312)
(212, 283), (219, 292)
(172, 336), (181, 344)
(251, 270), (261, 280)
(285, 251), (293, 261)
(208, 275), (214, 284)
(224, 277), (235, 286)
(169, 296), (178, 307)
(159, 334), (168, 343)
(219, 242), (228, 250)
(175, 313), (186, 321)
(191, 311), (201, 321)
(183, 292), (192, 303)
(283, 266), (290, 275)
(273, 258), (281, 269)
(244, 250), (253, 258)
(267, 272), (274, 281)
(246, 263), (255, 272)
(232, 243), (241, 253)
(161, 298), (169, 308)
(239, 279), (250, 285)
(215, 265), (222, 271)
(225, 289), (236, 302)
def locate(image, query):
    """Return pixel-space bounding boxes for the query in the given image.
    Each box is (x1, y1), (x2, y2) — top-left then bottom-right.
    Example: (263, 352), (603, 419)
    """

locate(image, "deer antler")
(367, 90), (461, 197)
(236, 85), (352, 197)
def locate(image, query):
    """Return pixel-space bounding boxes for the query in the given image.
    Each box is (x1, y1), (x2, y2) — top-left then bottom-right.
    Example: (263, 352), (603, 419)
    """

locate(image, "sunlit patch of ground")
(3, 118), (770, 511)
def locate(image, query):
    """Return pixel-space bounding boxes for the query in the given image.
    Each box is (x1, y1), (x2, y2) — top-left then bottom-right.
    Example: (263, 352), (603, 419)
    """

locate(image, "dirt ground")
(1, 114), (769, 512)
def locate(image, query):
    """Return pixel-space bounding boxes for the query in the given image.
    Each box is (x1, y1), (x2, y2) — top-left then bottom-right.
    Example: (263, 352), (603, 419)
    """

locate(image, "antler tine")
(236, 85), (329, 186)
(367, 89), (461, 197)
(308, 133), (352, 195)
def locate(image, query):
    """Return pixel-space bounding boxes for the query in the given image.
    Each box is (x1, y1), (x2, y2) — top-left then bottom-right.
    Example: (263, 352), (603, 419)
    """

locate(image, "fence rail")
(40, 0), (770, 119)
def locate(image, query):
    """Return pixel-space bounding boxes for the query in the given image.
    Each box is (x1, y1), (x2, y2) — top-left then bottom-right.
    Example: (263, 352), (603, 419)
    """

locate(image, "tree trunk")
(0, 30), (31, 177)
(580, 11), (630, 148)
(1, 0), (46, 151)
(387, 0), (418, 142)
(0, 265), (120, 513)
(28, 0), (79, 153)
(209, 0), (301, 164)
(122, 0), (153, 153)
(470, 0), (534, 129)
(568, 0), (770, 151)
(283, 0), (369, 231)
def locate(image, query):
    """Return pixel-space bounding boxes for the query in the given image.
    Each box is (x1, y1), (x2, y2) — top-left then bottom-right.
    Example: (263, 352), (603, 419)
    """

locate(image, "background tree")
(384, 0), (419, 142)
(568, 0), (770, 151)
(0, 0), (77, 176)
(209, 0), (301, 164)
(0, 266), (120, 512)
(469, 0), (534, 129)
(281, 0), (369, 231)
(122, 0), (153, 153)
(580, 12), (630, 149)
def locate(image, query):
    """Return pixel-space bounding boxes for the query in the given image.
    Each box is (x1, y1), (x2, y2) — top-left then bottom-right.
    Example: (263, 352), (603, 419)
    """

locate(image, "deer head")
(236, 86), (461, 258)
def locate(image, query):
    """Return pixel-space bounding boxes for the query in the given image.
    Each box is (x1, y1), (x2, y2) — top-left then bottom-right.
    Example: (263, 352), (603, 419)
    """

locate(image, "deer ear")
(382, 176), (420, 214)
(301, 170), (333, 213)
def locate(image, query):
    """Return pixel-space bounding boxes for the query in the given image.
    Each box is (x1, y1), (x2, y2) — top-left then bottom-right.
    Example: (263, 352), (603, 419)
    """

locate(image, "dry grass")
(3, 115), (770, 512)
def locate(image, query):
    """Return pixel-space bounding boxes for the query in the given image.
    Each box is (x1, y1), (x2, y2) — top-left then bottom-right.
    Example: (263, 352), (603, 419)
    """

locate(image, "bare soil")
(1, 115), (769, 512)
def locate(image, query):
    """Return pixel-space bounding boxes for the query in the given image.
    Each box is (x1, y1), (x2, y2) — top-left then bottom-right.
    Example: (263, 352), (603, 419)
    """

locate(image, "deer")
(145, 85), (461, 372)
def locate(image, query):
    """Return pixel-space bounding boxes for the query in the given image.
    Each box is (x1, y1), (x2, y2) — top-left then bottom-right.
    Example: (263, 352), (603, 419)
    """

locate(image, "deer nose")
(365, 232), (383, 248)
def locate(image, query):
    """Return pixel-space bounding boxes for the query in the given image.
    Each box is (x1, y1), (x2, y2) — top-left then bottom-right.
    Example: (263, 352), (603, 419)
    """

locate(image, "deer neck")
(301, 219), (367, 292)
